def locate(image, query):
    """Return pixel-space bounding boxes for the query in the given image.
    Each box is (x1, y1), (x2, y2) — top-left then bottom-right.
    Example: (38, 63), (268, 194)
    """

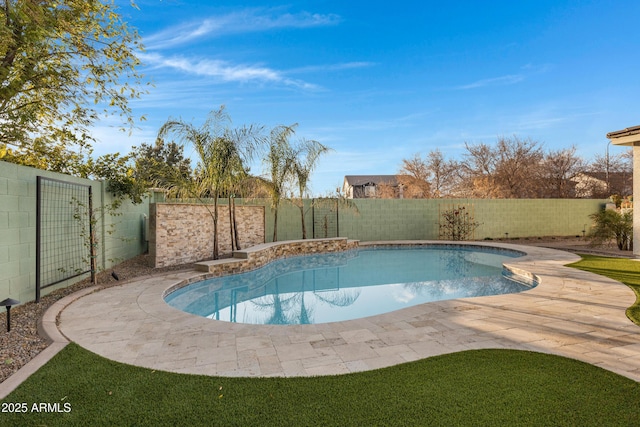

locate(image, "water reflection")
(165, 247), (532, 325)
(248, 283), (361, 325)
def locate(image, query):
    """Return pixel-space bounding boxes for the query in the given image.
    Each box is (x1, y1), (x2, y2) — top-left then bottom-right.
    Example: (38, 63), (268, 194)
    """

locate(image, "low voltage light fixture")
(1, 298), (20, 332)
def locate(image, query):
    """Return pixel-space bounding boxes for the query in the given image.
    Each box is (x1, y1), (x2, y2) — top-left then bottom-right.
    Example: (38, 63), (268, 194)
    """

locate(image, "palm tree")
(157, 106), (262, 259)
(292, 140), (331, 238)
(261, 124), (299, 242)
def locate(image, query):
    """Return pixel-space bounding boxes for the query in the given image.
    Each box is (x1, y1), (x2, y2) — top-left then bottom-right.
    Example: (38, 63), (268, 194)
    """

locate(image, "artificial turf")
(568, 253), (640, 325)
(4, 252), (640, 426)
(2, 343), (639, 426)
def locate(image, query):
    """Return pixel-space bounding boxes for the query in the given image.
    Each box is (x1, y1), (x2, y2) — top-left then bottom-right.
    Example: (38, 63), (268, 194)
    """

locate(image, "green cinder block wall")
(336, 198), (606, 241)
(0, 161), (149, 305)
(262, 198), (606, 242)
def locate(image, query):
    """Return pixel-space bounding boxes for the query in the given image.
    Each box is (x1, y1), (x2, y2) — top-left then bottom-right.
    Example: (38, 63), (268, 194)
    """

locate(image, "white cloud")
(144, 8), (342, 49)
(390, 284), (416, 303)
(287, 62), (376, 74)
(455, 64), (552, 90)
(456, 74), (524, 90)
(140, 52), (321, 90)
(143, 20), (224, 49)
(137, 7), (348, 92)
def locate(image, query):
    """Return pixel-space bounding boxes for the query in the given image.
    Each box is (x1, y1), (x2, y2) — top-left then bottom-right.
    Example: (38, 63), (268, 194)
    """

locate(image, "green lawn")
(568, 253), (640, 325)
(2, 343), (639, 426)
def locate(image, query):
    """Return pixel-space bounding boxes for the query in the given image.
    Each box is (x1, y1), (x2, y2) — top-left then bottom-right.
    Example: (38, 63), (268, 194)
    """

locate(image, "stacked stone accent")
(149, 203), (265, 268)
(191, 238), (359, 277)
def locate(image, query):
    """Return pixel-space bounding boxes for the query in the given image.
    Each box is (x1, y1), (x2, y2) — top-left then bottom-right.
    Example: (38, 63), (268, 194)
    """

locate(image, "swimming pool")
(165, 245), (534, 325)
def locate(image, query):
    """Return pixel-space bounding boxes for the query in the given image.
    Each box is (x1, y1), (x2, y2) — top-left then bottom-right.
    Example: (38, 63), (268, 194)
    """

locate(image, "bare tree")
(461, 137), (543, 198)
(587, 148), (633, 197)
(537, 146), (584, 198)
(374, 182), (400, 199)
(460, 142), (499, 198)
(398, 150), (459, 198)
(494, 137), (543, 198)
(425, 149), (459, 197)
(398, 154), (431, 198)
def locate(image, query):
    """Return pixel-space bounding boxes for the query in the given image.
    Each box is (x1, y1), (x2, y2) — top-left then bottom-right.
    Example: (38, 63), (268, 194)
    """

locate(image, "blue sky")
(95, 0), (640, 195)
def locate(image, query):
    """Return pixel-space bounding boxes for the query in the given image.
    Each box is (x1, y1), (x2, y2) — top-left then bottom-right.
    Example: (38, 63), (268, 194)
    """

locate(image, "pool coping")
(4, 240), (640, 397)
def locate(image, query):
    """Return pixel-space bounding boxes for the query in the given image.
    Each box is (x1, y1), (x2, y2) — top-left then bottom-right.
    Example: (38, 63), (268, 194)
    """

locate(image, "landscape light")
(0, 298), (20, 332)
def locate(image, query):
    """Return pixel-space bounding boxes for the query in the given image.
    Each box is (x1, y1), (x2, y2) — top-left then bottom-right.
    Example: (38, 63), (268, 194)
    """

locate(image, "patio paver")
(53, 242), (640, 381)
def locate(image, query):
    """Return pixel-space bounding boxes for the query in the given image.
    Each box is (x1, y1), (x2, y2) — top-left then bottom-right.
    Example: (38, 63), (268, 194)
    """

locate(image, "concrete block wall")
(336, 198), (605, 241)
(0, 161), (150, 304)
(338, 200), (433, 241)
(0, 162), (34, 304)
(471, 199), (601, 239)
(261, 199), (313, 242)
(101, 191), (149, 267)
(215, 197), (606, 243)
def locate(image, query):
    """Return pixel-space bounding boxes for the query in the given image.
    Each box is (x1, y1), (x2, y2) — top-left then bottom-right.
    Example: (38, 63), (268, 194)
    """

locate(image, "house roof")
(606, 125), (640, 139)
(343, 175), (399, 187)
(607, 125), (640, 146)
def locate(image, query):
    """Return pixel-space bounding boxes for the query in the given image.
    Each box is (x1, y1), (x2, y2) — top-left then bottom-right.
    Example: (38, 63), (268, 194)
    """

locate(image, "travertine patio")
(48, 242), (640, 381)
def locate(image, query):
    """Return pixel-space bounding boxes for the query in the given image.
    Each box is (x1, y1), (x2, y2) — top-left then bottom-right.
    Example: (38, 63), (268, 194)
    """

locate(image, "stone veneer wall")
(193, 238), (358, 275)
(149, 203), (265, 268)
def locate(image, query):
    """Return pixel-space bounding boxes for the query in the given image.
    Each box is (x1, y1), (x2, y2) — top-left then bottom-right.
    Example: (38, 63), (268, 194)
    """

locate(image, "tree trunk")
(273, 204), (279, 242)
(228, 196), (235, 252)
(232, 197), (241, 250)
(300, 204), (307, 239)
(212, 196), (219, 259)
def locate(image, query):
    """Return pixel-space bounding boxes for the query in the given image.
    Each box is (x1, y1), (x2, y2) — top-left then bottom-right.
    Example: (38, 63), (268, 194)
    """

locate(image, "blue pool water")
(165, 245), (534, 325)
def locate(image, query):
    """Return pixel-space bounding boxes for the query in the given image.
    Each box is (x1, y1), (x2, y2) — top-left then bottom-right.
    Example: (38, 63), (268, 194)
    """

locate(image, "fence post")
(89, 186), (97, 285)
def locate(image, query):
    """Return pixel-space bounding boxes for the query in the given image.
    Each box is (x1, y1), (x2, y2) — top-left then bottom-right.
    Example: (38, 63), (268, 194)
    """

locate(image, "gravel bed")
(0, 237), (631, 385)
(0, 254), (194, 384)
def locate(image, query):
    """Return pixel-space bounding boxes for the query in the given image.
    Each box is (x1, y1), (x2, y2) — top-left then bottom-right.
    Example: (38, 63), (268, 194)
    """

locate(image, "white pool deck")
(14, 241), (640, 390)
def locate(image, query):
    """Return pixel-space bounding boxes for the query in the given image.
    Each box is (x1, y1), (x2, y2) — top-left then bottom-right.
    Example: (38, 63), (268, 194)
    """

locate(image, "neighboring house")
(343, 175), (403, 198)
(571, 171), (632, 198)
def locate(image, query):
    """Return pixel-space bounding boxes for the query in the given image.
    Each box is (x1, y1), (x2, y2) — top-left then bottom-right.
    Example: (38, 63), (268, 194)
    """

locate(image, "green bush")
(589, 209), (633, 251)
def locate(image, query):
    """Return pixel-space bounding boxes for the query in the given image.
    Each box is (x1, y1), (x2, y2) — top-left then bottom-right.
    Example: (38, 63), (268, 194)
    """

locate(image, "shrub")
(439, 205), (480, 241)
(589, 209), (633, 251)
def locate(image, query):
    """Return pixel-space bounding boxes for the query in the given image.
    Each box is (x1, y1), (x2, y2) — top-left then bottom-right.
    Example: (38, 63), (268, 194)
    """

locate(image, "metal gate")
(36, 176), (92, 301)
(312, 198), (339, 238)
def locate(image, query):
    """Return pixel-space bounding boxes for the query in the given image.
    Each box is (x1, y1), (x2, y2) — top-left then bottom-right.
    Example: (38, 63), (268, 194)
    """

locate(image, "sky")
(94, 0), (640, 195)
